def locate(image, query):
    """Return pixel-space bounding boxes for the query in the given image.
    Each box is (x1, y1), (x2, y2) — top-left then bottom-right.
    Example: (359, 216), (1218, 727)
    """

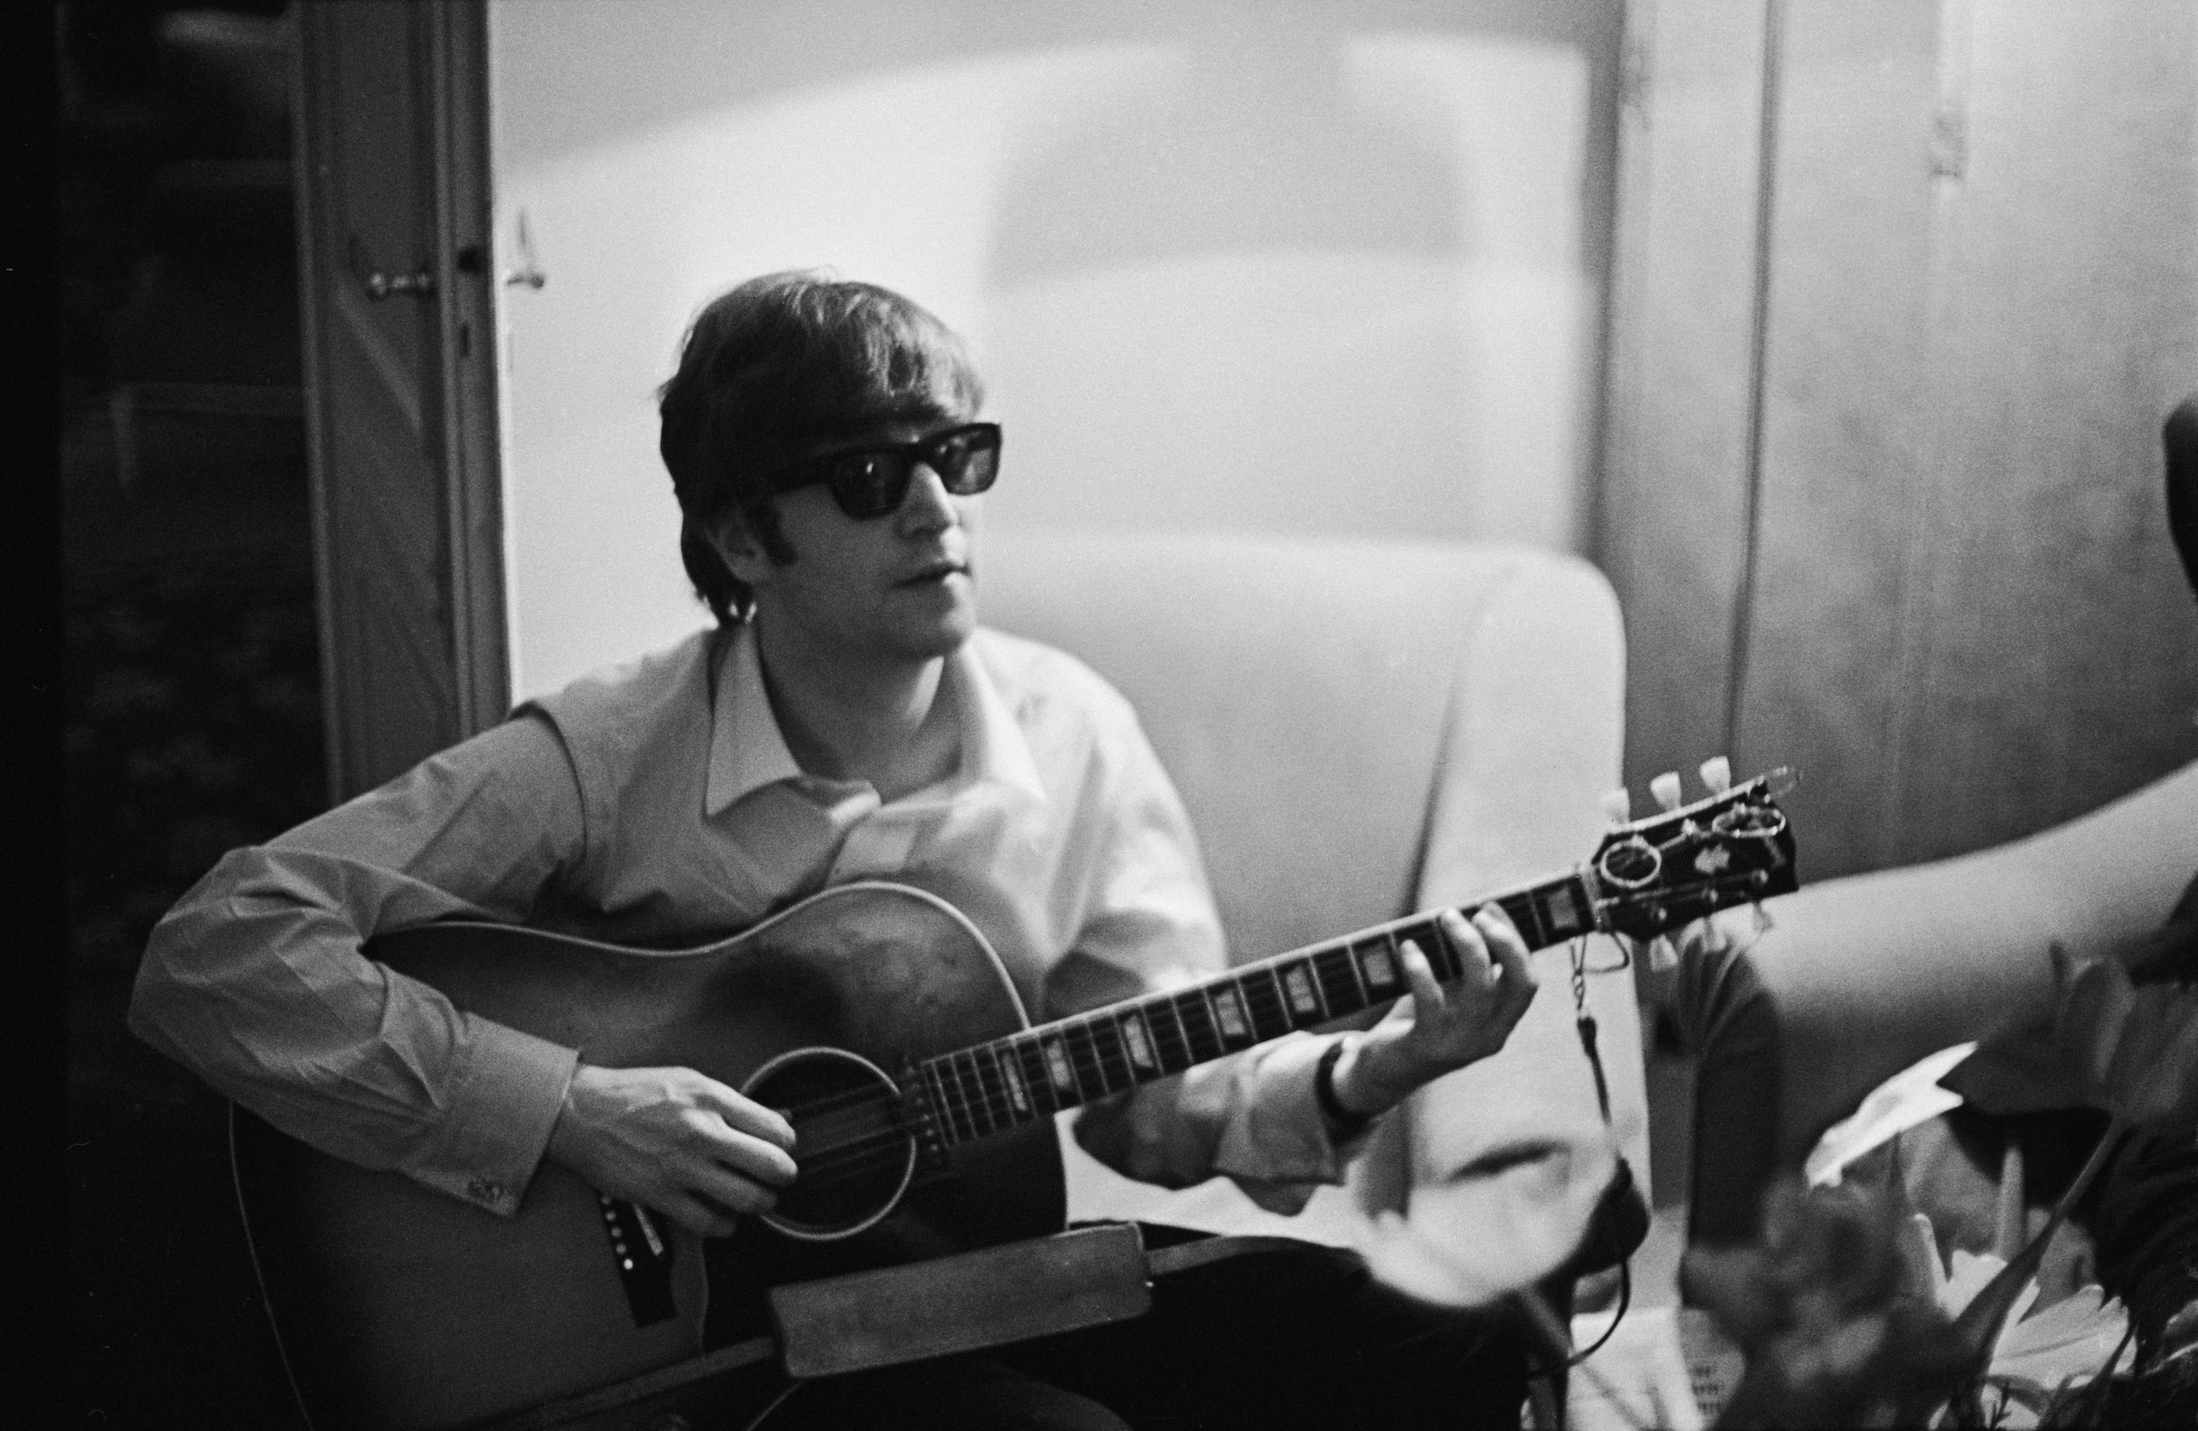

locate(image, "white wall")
(488, 0), (1618, 699)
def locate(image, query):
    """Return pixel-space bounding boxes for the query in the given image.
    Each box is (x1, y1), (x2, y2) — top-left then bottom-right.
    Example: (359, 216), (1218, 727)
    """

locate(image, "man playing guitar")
(132, 272), (1545, 1430)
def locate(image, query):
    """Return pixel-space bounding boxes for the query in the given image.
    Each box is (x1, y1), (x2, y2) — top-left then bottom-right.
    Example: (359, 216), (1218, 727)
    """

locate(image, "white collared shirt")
(131, 624), (1355, 1218)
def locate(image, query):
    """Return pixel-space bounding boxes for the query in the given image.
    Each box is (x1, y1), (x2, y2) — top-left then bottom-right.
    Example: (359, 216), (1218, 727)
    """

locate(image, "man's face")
(734, 417), (983, 666)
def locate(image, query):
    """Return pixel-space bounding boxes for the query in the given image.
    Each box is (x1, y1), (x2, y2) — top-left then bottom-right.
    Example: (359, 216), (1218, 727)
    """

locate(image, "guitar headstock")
(1589, 765), (1799, 940)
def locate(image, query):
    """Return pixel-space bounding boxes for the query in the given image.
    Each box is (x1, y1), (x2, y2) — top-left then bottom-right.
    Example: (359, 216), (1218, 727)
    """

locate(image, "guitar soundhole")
(1596, 836), (1662, 889)
(746, 1047), (916, 1242)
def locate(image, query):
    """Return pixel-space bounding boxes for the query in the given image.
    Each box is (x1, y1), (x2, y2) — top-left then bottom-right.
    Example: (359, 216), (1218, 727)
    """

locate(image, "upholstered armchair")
(466, 531), (1653, 1431)
(980, 529), (1652, 1283)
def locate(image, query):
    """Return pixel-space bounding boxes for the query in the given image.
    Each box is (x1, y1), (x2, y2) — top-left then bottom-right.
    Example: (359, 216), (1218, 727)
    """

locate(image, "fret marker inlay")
(1042, 1037), (1076, 1094)
(1360, 944), (1397, 991)
(1121, 1013), (1156, 1071)
(1212, 988), (1249, 1041)
(1283, 966), (1319, 1016)
(1546, 887), (1580, 936)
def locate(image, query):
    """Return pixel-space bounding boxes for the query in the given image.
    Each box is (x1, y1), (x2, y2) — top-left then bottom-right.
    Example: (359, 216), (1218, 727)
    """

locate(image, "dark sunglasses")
(782, 422), (1002, 520)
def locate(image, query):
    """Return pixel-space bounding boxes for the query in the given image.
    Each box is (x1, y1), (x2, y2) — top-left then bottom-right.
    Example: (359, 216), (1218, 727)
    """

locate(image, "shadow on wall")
(494, 0), (1613, 222)
(982, 31), (1482, 539)
(968, 9), (1614, 545)
(989, 35), (1466, 279)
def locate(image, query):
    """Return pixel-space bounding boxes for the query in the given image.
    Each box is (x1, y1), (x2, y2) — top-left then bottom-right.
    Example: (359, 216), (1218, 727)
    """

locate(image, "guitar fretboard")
(912, 871), (1598, 1147)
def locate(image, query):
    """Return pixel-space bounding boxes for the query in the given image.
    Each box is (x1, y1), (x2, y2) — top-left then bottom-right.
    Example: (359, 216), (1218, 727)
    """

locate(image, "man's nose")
(896, 464), (959, 531)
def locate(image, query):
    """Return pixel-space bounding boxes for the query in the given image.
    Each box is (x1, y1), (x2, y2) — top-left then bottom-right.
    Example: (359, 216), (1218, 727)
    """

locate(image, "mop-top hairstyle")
(656, 271), (986, 623)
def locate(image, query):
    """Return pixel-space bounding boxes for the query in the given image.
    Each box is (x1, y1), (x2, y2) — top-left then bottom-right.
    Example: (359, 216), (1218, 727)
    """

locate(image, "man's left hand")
(1327, 905), (1539, 1121)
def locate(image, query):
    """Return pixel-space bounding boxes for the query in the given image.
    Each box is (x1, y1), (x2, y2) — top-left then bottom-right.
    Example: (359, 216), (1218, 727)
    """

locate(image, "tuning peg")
(1600, 787), (1632, 825)
(1649, 771), (1683, 813)
(1698, 756), (1732, 794)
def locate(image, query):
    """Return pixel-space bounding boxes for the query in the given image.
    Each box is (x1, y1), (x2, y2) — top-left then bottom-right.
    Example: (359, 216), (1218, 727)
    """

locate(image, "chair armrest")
(1408, 550), (1646, 1194)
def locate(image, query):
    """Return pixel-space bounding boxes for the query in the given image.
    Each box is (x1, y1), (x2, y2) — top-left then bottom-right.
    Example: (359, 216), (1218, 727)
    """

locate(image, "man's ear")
(709, 511), (776, 590)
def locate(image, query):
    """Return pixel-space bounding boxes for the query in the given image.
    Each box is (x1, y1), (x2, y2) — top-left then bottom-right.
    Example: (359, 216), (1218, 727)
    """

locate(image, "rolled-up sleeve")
(129, 714), (586, 1216)
(1056, 706), (1373, 1214)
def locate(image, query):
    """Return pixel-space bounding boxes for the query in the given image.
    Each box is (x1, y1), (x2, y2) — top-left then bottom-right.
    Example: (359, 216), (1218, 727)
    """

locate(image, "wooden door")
(294, 0), (505, 801)
(1601, 0), (2198, 880)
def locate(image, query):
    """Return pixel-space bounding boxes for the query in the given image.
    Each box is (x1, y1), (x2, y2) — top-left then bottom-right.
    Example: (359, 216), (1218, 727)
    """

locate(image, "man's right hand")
(545, 1063), (798, 1237)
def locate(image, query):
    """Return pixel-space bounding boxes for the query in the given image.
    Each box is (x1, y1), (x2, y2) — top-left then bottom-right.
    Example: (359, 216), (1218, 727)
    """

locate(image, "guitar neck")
(911, 868), (1600, 1147)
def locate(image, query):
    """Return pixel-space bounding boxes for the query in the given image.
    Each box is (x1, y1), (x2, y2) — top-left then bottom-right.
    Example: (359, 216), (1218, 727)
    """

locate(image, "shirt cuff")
(1211, 1032), (1376, 1195)
(410, 1016), (579, 1218)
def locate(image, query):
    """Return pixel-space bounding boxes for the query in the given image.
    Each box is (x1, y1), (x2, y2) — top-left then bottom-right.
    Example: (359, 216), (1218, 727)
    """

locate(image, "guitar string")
(787, 1055), (1123, 1160)
(787, 1146), (915, 1181)
(777, 888), (1674, 1158)
(756, 953), (1384, 1129)
(790, 954), (1681, 1183)
(784, 987), (1329, 1171)
(753, 1017), (1151, 1127)
(785, 885), (1774, 1189)
(781, 1053), (1113, 1169)
(829, 989), (1313, 1143)
(775, 881), (1702, 1165)
(771, 905), (1500, 1135)
(788, 972), (1616, 1183)
(770, 922), (1474, 1156)
(762, 1004), (1196, 1117)
(785, 910), (1750, 1180)
(773, 830), (1777, 1186)
(747, 957), (1341, 1127)
(779, 826), (1742, 1129)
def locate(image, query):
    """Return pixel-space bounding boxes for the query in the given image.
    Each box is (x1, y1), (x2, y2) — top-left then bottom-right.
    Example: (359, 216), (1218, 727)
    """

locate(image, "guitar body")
(234, 882), (1064, 1431)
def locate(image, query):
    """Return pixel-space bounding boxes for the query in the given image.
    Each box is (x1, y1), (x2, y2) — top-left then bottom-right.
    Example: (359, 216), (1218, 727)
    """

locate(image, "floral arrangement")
(1359, 930), (2198, 1428)
(1682, 1174), (2139, 1428)
(1681, 940), (2198, 1429)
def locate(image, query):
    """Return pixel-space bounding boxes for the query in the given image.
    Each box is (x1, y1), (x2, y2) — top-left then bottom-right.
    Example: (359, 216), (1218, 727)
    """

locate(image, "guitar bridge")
(597, 1193), (679, 1326)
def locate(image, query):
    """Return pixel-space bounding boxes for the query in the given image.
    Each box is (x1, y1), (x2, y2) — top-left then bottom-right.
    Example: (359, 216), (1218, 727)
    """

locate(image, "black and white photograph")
(44, 2), (2198, 1427)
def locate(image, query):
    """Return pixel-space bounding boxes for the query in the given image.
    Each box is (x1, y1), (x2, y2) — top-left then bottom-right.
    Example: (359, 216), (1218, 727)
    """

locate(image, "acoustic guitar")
(232, 771), (1798, 1430)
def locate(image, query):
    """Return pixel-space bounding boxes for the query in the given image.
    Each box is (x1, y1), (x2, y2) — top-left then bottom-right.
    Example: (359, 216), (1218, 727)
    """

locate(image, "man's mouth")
(898, 559), (969, 587)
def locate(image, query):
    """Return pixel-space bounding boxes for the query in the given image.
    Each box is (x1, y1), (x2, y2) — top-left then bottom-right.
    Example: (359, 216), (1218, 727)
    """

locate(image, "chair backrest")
(983, 528), (1654, 1235)
(979, 528), (1624, 962)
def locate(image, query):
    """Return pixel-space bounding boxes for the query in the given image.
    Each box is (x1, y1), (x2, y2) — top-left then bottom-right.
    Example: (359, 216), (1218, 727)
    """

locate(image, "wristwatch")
(1314, 1037), (1376, 1141)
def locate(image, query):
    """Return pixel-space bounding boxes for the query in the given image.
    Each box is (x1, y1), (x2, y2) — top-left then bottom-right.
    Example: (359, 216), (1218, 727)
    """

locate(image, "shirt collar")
(705, 623), (1050, 815)
(944, 639), (1051, 807)
(706, 623), (805, 815)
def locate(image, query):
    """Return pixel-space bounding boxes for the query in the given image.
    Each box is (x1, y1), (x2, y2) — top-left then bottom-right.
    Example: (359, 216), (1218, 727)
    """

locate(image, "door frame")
(292, 0), (506, 804)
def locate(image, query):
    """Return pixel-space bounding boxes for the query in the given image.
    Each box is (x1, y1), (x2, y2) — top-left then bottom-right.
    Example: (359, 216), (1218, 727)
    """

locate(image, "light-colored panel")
(487, 0), (1622, 701)
(1733, 0), (1944, 880)
(1597, 0), (1767, 802)
(982, 254), (1592, 549)
(1884, 0), (2198, 862)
